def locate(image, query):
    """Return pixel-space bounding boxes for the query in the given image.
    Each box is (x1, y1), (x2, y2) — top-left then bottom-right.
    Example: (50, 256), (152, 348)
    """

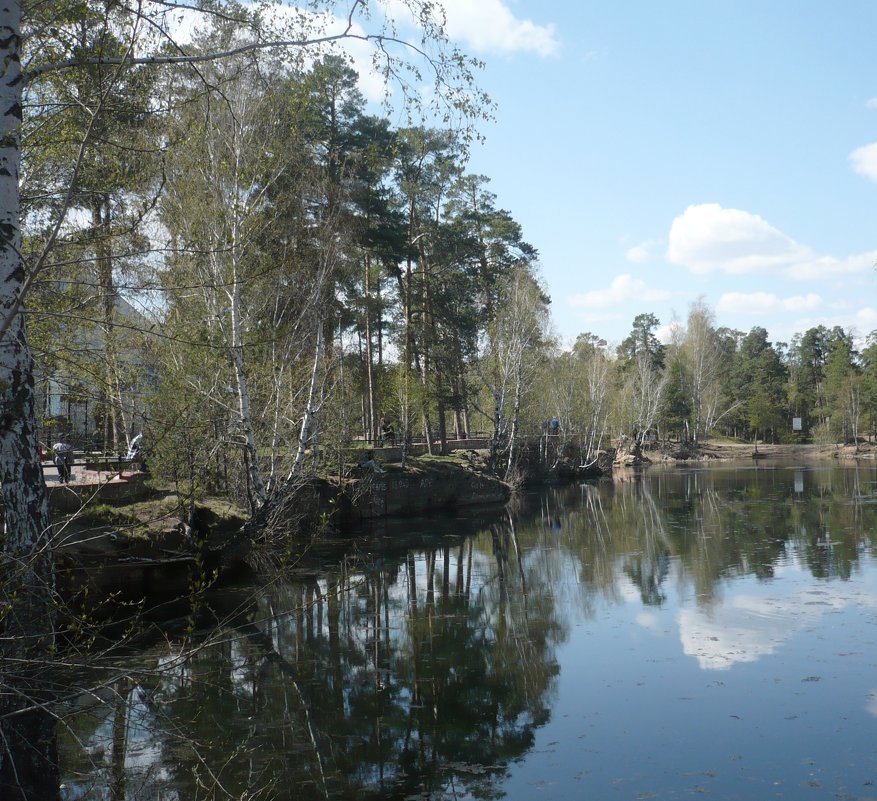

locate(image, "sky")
(390, 0), (877, 349)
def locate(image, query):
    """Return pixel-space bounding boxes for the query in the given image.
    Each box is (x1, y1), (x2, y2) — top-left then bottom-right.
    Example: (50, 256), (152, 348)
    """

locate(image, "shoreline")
(663, 441), (877, 462)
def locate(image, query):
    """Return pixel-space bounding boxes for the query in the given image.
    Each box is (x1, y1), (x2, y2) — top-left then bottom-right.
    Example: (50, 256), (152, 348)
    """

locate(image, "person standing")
(52, 437), (73, 484)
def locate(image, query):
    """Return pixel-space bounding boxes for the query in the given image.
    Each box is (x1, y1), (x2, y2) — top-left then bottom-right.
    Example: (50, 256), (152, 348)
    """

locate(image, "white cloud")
(858, 306), (877, 321)
(162, 5), (392, 101)
(382, 0), (559, 56)
(667, 203), (877, 281)
(867, 97), (877, 109)
(626, 239), (660, 264)
(569, 311), (627, 334)
(717, 292), (773, 314)
(855, 307), (877, 331)
(569, 273), (672, 308)
(656, 321), (682, 345)
(767, 307), (877, 349)
(679, 604), (788, 671)
(443, 0), (558, 55)
(667, 203), (809, 274)
(782, 293), (823, 312)
(173, 2), (558, 103)
(788, 250), (877, 280)
(717, 292), (823, 315)
(850, 142), (877, 183)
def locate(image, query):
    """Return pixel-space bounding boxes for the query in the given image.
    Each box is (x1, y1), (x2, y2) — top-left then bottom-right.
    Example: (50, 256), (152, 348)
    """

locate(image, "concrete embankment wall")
(348, 467), (508, 520)
(347, 438), (490, 462)
(0, 474), (153, 529)
(47, 475), (153, 513)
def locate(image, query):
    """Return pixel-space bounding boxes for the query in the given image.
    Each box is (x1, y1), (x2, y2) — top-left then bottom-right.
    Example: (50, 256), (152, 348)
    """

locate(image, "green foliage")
(67, 503), (138, 527)
(618, 312), (664, 370)
(662, 356), (691, 440)
(811, 420), (837, 445)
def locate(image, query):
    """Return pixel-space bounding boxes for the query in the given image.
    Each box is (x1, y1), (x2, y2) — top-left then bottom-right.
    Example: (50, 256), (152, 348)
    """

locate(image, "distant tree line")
(601, 305), (877, 451)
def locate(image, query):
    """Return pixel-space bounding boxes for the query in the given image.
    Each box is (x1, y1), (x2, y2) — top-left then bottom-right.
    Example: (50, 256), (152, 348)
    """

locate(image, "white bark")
(631, 347), (666, 445)
(504, 364), (523, 481)
(846, 378), (861, 450)
(583, 349), (611, 463)
(228, 153), (267, 503)
(545, 355), (575, 466)
(0, 0), (54, 621)
(476, 270), (546, 474)
(0, 5), (58, 792)
(684, 301), (722, 442)
(164, 61), (282, 505)
(290, 323), (324, 477)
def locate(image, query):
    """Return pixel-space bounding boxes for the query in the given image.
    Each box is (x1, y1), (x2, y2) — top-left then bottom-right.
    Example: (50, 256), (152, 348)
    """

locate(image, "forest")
(14, 4), (877, 522)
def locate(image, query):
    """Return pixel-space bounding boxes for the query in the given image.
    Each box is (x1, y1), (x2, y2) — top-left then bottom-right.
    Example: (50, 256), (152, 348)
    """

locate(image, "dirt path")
(699, 441), (876, 461)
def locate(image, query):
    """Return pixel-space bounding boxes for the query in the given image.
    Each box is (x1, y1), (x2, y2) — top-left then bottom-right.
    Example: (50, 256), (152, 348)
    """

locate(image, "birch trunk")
(228, 221), (266, 503)
(0, 5), (60, 796)
(0, 0), (54, 645)
(504, 364), (523, 481)
(290, 323), (324, 477)
(488, 381), (504, 470)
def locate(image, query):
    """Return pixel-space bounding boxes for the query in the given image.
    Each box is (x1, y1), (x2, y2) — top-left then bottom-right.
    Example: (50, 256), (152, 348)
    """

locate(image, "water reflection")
(59, 517), (564, 800)
(58, 462), (877, 799)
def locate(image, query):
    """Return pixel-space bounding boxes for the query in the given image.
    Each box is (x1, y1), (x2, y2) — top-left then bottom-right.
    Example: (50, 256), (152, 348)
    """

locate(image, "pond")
(58, 460), (877, 800)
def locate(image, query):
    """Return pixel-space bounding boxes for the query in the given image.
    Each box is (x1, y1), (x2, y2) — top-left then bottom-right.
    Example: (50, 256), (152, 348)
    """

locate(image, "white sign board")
(792, 417), (802, 432)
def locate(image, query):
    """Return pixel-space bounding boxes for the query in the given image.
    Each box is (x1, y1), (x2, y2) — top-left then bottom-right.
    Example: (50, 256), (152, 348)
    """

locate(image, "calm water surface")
(60, 461), (877, 800)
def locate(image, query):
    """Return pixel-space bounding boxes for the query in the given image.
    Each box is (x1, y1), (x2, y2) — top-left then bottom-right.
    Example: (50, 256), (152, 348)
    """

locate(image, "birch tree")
(542, 335), (610, 469)
(617, 314), (666, 449)
(681, 299), (724, 444)
(160, 48), (301, 506)
(475, 268), (548, 478)
(572, 334), (612, 466)
(445, 173), (537, 436)
(0, 5), (58, 795)
(0, 1), (491, 793)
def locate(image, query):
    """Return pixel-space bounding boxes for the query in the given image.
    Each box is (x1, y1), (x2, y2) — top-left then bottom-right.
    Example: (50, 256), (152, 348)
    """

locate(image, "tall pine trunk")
(364, 254), (377, 442)
(94, 193), (127, 452)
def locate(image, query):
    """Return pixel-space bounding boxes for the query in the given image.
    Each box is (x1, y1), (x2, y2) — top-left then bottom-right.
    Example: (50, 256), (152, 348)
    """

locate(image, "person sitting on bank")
(360, 450), (386, 474)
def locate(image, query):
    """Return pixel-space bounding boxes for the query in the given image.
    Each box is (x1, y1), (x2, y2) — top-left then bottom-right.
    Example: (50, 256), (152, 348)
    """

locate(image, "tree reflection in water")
(54, 463), (877, 799)
(57, 517), (564, 800)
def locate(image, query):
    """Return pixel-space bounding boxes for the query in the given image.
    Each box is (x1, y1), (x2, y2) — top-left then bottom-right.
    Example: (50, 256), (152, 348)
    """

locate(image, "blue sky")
(417, 0), (877, 348)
